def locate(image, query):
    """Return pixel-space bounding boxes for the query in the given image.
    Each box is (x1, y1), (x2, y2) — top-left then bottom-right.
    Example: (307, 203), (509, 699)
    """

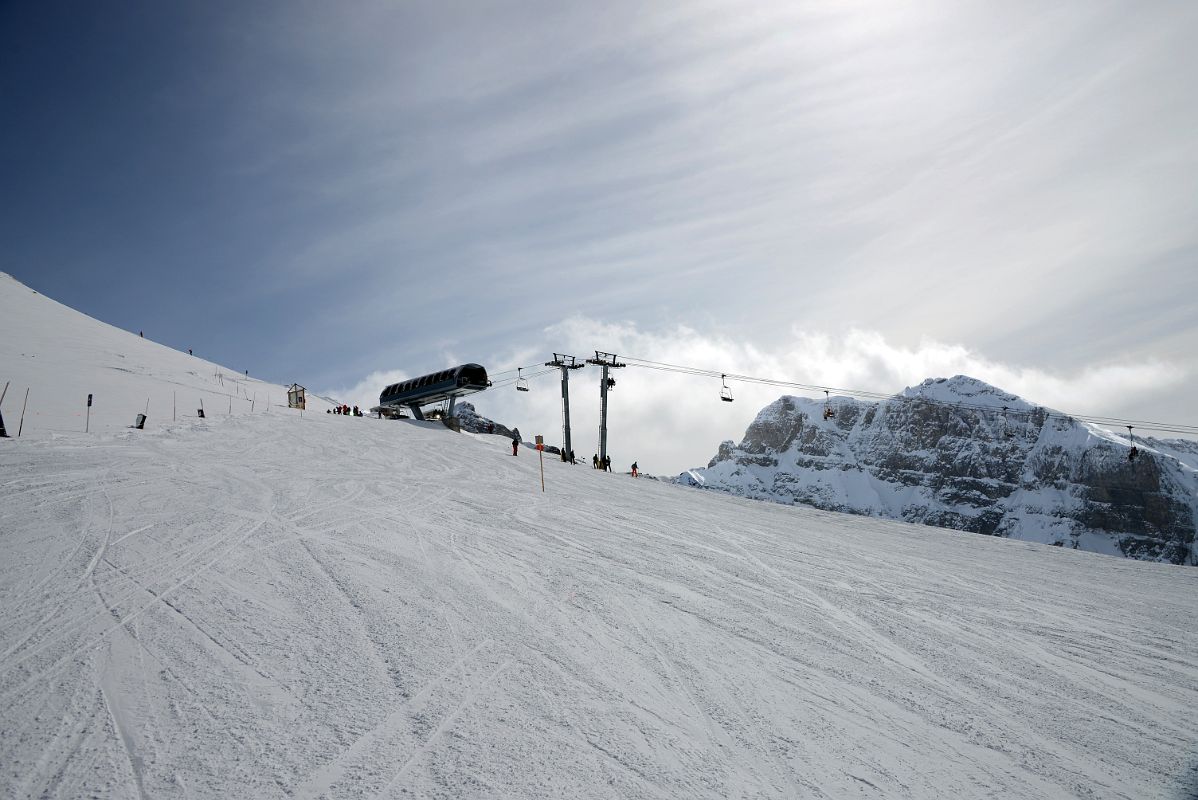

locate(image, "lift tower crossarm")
(545, 354), (586, 369)
(545, 354), (587, 461)
(585, 352), (626, 467)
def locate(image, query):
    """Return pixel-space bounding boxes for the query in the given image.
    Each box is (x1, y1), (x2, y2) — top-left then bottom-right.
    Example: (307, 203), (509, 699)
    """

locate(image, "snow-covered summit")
(688, 378), (1197, 564)
(902, 374), (1033, 412)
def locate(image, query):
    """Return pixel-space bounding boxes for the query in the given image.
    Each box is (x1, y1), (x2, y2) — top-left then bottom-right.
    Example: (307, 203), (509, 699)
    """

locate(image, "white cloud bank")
(322, 318), (1189, 476)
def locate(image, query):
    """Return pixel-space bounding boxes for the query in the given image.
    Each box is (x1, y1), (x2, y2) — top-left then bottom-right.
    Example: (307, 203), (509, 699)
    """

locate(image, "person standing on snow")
(631, 462), (638, 478)
(512, 436), (519, 456)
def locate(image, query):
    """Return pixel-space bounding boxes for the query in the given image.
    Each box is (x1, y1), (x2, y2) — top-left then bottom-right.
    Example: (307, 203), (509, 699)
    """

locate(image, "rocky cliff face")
(452, 402), (563, 455)
(680, 376), (1197, 564)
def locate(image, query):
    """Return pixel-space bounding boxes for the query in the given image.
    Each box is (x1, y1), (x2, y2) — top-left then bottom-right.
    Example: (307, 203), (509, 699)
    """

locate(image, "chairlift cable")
(489, 368), (557, 389)
(489, 362), (549, 378)
(616, 354), (1198, 437)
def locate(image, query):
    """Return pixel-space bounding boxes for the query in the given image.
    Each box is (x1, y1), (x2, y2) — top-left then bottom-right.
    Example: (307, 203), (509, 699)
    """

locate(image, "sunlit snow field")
(2, 274), (1197, 798)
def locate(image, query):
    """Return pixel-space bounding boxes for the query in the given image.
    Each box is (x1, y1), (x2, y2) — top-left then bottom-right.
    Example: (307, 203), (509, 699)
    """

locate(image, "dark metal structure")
(545, 354), (585, 460)
(378, 364), (490, 420)
(585, 352), (625, 466)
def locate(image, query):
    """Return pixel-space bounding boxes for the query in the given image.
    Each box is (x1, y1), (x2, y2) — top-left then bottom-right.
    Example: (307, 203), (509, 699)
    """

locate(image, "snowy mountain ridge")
(681, 376), (1198, 564)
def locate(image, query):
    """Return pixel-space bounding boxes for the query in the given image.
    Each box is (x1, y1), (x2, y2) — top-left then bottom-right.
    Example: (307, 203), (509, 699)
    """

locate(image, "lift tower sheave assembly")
(546, 354), (586, 461)
(585, 351), (625, 466)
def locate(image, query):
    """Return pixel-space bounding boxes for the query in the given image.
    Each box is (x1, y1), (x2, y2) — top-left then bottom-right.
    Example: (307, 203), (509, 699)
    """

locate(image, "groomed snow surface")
(3, 415), (1198, 799)
(2, 273), (1197, 798)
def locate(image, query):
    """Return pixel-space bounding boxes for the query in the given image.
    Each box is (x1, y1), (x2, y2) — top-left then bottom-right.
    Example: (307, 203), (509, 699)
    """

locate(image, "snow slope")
(0, 272), (336, 436)
(2, 275), (1198, 798)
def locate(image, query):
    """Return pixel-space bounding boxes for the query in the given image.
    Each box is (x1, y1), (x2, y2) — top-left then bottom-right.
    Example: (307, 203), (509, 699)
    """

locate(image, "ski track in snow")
(2, 411), (1197, 798)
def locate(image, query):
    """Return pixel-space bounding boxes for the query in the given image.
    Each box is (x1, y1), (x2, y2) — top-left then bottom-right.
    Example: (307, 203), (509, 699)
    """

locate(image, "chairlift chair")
(720, 374), (733, 402)
(1127, 425), (1138, 462)
(822, 390), (835, 420)
(516, 368), (530, 392)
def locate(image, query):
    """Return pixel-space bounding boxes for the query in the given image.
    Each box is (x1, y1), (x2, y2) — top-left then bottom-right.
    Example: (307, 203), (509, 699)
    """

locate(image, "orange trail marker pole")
(535, 436), (546, 492)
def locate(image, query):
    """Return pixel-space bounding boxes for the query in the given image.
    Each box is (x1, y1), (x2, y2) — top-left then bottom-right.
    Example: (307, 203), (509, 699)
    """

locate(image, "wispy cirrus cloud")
(237, 0), (1196, 372)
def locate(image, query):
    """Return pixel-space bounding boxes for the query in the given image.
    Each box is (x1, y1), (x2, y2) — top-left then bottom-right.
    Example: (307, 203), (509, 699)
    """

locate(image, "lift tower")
(585, 351), (625, 466)
(545, 354), (586, 461)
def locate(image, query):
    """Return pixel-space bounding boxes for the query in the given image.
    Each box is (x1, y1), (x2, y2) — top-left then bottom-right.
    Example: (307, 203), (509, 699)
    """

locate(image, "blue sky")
(4, 1), (1196, 472)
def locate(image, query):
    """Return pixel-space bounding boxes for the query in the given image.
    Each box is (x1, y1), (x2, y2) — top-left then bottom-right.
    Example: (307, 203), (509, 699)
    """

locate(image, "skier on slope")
(512, 436), (519, 456)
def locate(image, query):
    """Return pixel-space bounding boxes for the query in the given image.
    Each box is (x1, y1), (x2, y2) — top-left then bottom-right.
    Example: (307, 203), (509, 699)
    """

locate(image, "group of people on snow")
(505, 433), (637, 476)
(591, 454), (640, 476)
(329, 404), (362, 416)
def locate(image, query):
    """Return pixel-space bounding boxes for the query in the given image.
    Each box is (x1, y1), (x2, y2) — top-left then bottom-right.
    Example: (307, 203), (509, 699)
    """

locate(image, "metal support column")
(585, 352), (625, 467)
(598, 364), (609, 464)
(561, 371), (571, 458)
(546, 354), (585, 461)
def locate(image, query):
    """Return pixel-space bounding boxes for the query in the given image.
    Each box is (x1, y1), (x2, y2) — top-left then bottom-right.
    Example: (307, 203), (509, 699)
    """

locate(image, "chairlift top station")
(376, 363), (490, 420)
